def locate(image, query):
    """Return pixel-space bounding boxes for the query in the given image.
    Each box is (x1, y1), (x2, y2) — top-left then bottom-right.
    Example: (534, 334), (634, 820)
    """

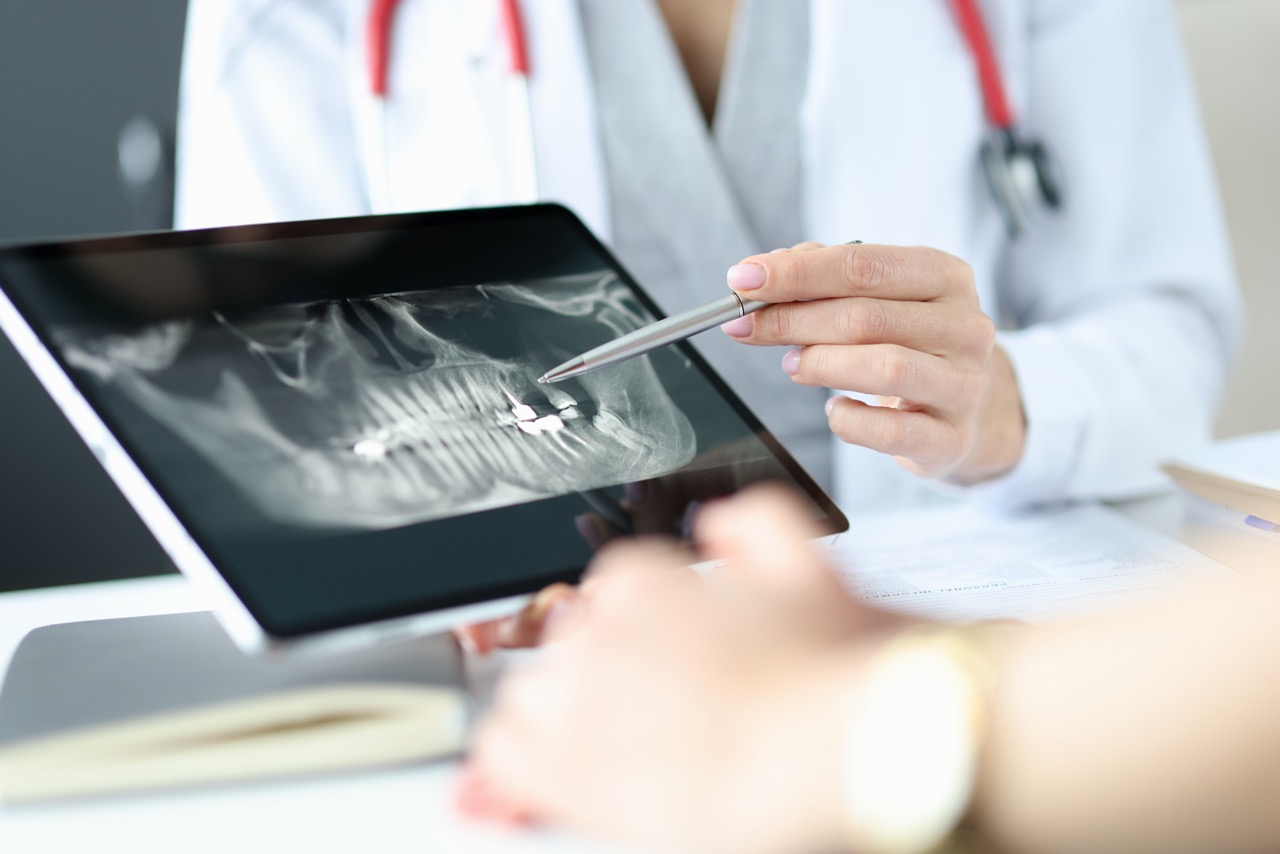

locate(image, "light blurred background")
(1177, 0), (1280, 440)
(0, 0), (1275, 591)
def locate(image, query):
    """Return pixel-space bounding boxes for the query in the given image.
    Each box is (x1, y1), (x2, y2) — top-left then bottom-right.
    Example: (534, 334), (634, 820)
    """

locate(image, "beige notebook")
(1163, 430), (1280, 525)
(0, 613), (468, 803)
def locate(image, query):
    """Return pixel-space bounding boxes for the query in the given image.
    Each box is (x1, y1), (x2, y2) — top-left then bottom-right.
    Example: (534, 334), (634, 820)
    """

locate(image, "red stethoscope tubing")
(947, 0), (1015, 131)
(498, 0), (531, 76)
(367, 0), (1015, 131)
(368, 0), (530, 97)
(366, 0), (397, 97)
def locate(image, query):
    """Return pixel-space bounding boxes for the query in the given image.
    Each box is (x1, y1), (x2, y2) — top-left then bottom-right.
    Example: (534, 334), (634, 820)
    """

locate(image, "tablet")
(0, 205), (847, 654)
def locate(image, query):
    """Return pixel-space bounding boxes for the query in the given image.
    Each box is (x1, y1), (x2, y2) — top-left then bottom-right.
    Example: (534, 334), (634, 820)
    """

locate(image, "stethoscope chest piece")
(950, 0), (1065, 238)
(981, 130), (1065, 238)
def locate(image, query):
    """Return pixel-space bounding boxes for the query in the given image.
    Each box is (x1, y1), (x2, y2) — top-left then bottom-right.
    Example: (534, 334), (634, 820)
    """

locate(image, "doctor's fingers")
(729, 243), (977, 305)
(825, 397), (970, 477)
(784, 343), (987, 413)
(724, 295), (996, 357)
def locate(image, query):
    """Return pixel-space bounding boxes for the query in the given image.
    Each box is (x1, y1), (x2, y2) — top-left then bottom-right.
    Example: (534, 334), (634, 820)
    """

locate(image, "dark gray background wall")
(0, 1), (189, 591)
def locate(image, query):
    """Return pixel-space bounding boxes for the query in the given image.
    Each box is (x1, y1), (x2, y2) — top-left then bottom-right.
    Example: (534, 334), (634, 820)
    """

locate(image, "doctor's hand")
(458, 486), (908, 853)
(722, 243), (1025, 485)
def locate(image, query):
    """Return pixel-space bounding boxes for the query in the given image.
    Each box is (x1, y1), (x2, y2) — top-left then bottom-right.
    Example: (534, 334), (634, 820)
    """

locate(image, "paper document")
(826, 503), (1232, 623)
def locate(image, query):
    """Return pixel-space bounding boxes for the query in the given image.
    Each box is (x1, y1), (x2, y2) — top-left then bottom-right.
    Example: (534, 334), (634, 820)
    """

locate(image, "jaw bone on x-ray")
(59, 272), (697, 530)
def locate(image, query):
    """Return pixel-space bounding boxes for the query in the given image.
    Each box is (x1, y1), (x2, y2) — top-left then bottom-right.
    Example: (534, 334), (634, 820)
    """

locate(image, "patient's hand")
(457, 485), (910, 852)
(454, 583), (578, 655)
(455, 440), (782, 654)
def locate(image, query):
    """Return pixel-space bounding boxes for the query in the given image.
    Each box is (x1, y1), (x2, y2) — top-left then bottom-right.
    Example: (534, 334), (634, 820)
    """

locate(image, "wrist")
(950, 346), (1026, 486)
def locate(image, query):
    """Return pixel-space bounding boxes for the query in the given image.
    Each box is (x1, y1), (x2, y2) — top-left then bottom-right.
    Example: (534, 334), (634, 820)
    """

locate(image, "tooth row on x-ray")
(58, 272), (697, 530)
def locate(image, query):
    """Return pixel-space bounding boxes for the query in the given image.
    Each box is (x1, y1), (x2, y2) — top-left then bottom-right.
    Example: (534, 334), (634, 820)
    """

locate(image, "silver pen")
(537, 291), (769, 384)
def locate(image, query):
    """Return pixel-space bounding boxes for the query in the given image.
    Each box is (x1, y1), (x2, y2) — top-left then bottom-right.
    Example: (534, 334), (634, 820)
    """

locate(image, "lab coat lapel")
(714, 0), (809, 252)
(580, 0), (759, 310)
(581, 0), (836, 487)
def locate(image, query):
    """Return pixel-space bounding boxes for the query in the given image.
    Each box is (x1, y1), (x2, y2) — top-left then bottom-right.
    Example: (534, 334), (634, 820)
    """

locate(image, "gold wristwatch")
(840, 624), (1009, 854)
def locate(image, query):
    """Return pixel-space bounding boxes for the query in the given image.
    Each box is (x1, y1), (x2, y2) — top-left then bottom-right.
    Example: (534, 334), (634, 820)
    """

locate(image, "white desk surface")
(1, 494), (1277, 854)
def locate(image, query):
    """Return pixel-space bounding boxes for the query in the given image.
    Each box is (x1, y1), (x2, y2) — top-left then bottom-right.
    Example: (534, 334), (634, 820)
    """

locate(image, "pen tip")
(535, 375), (549, 385)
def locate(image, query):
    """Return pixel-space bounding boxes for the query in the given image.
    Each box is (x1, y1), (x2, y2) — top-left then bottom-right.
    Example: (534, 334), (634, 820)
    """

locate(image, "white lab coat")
(176, 0), (1242, 512)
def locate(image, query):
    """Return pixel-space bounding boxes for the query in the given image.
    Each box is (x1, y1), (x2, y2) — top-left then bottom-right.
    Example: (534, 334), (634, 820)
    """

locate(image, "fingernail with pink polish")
(825, 397), (839, 416)
(727, 263), (767, 291)
(721, 315), (753, 337)
(782, 348), (803, 375)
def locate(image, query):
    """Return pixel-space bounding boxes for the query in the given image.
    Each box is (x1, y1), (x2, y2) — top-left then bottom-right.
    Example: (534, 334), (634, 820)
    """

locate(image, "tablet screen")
(0, 206), (845, 638)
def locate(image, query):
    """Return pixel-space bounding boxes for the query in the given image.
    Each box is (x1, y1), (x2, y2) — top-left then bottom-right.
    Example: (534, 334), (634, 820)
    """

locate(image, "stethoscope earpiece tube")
(367, 0), (400, 98)
(366, 0), (538, 202)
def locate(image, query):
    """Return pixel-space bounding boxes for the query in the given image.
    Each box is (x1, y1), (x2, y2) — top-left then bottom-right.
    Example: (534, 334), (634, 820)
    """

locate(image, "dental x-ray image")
(58, 273), (697, 530)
